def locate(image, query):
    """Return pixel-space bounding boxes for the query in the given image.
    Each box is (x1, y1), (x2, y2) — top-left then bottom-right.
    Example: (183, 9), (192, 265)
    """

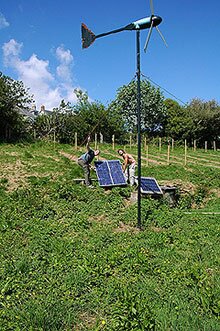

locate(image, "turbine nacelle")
(132, 15), (162, 30)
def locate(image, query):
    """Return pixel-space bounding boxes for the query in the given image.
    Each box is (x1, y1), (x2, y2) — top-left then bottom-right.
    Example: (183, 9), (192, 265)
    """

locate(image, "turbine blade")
(144, 20), (154, 52)
(156, 26), (168, 47)
(150, 0), (154, 15)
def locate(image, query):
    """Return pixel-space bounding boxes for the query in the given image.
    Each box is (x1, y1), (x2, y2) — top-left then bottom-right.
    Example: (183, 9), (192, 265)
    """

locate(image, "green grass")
(0, 141), (219, 330)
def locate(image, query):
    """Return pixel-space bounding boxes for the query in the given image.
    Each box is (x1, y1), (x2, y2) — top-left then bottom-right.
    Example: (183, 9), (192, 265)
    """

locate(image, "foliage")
(1, 69), (220, 148)
(0, 72), (33, 141)
(73, 95), (126, 143)
(34, 91), (126, 144)
(164, 98), (220, 146)
(164, 99), (192, 140)
(187, 98), (220, 145)
(108, 79), (166, 135)
(34, 102), (74, 142)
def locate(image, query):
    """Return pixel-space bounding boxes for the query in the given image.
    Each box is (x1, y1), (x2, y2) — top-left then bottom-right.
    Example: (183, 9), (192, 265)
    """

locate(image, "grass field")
(0, 141), (219, 330)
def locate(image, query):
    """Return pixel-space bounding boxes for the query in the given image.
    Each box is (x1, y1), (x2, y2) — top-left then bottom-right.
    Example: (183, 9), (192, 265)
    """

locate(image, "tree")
(34, 90), (126, 144)
(108, 79), (166, 136)
(0, 72), (33, 141)
(74, 95), (126, 143)
(72, 89), (126, 143)
(164, 98), (193, 141)
(34, 100), (75, 142)
(187, 98), (220, 145)
(164, 98), (220, 146)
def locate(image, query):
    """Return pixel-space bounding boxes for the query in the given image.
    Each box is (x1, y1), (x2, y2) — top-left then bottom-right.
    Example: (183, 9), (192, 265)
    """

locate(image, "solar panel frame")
(95, 160), (127, 187)
(135, 177), (163, 194)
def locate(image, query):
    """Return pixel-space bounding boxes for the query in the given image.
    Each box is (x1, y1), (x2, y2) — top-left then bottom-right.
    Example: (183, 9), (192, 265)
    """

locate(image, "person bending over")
(78, 136), (100, 187)
(118, 149), (136, 186)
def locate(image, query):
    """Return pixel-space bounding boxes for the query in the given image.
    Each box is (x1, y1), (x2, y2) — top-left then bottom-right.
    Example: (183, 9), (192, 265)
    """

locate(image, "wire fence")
(68, 132), (220, 169)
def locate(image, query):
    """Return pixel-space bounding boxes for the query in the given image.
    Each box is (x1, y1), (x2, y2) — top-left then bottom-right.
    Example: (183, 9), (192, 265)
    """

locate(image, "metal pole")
(136, 30), (141, 228)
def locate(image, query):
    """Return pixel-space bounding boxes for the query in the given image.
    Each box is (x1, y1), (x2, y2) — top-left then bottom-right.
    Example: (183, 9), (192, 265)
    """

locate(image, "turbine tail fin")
(81, 23), (96, 48)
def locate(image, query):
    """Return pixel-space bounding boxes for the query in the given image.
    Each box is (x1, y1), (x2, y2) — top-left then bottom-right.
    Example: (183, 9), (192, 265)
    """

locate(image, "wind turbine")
(81, 0), (167, 228)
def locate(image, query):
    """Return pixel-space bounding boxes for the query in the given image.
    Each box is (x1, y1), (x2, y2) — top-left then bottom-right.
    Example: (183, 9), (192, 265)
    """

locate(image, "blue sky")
(0, 0), (220, 110)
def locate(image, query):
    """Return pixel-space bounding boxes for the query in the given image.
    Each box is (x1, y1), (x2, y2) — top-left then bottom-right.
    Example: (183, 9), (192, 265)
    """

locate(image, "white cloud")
(2, 39), (79, 110)
(18, 54), (53, 83)
(56, 46), (74, 83)
(0, 13), (9, 29)
(56, 46), (73, 64)
(2, 39), (21, 61)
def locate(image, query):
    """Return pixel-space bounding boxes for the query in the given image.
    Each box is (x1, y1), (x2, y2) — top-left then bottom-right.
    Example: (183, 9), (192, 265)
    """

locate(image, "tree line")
(0, 71), (220, 147)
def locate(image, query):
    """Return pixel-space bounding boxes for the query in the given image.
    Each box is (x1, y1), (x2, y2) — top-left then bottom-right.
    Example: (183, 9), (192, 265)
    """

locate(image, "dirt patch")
(74, 312), (97, 331)
(123, 199), (132, 207)
(89, 214), (111, 224)
(149, 226), (166, 233)
(0, 159), (60, 191)
(35, 154), (61, 162)
(3, 151), (20, 157)
(210, 188), (220, 198)
(59, 151), (79, 162)
(113, 221), (140, 234)
(0, 160), (27, 191)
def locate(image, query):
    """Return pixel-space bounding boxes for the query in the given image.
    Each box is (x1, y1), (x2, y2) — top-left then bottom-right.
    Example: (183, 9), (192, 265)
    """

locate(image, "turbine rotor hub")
(152, 15), (162, 27)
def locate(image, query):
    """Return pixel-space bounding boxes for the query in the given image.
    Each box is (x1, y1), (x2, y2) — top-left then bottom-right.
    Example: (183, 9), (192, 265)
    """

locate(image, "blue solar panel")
(95, 160), (127, 187)
(136, 177), (162, 194)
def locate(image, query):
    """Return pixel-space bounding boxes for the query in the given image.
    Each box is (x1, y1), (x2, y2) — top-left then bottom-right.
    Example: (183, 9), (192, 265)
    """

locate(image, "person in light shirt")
(117, 149), (136, 186)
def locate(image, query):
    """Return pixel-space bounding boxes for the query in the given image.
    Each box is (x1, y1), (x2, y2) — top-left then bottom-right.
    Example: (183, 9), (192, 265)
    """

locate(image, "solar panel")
(95, 160), (127, 187)
(135, 177), (162, 194)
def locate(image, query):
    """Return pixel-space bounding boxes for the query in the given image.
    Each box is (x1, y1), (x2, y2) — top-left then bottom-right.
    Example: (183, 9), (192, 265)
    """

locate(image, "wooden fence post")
(193, 139), (196, 152)
(213, 141), (216, 151)
(159, 137), (162, 152)
(112, 134), (115, 150)
(205, 141), (207, 152)
(100, 132), (103, 144)
(167, 142), (170, 165)
(184, 139), (187, 166)
(95, 133), (97, 150)
(75, 132), (77, 150)
(146, 144), (149, 167)
(144, 137), (147, 151)
(171, 138), (174, 152)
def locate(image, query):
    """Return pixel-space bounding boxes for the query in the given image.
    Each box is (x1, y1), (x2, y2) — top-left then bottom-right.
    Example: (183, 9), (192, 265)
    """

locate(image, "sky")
(0, 0), (220, 110)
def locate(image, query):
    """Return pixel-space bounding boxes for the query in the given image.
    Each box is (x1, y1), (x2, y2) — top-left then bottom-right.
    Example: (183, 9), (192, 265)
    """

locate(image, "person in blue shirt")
(78, 136), (100, 187)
